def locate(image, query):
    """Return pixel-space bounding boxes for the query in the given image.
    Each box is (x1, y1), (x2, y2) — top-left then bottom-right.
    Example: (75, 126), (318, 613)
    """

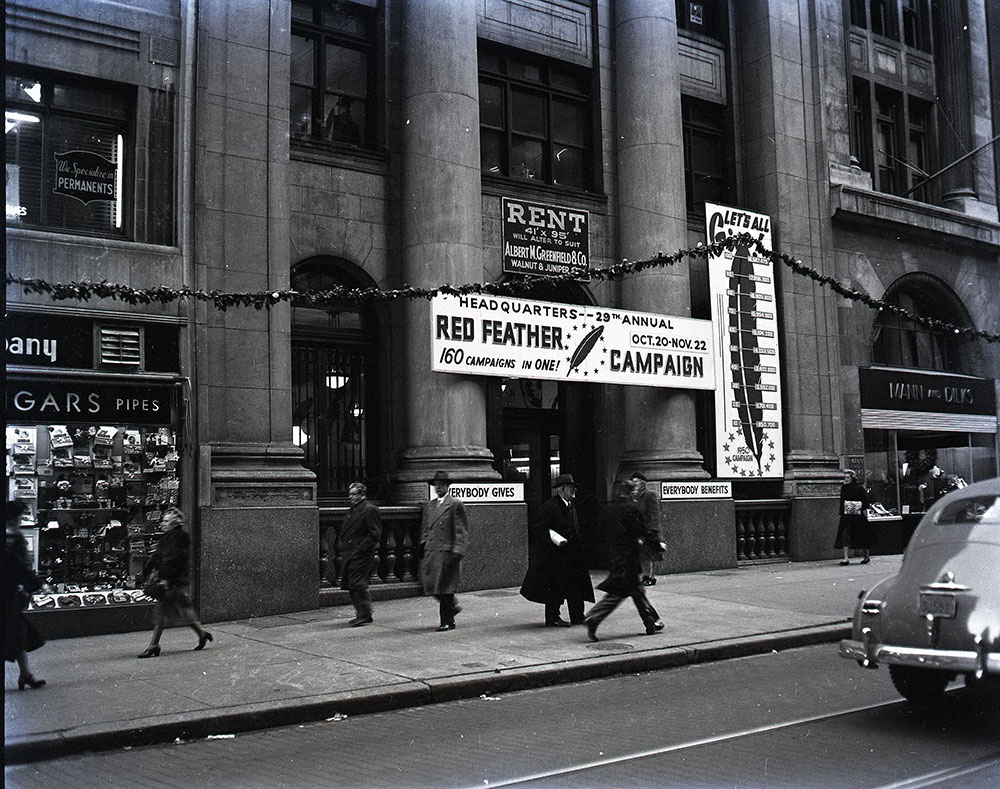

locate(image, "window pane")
(511, 137), (543, 180)
(291, 35), (316, 85)
(549, 68), (587, 93)
(291, 1), (313, 22)
(508, 60), (541, 83)
(551, 99), (586, 145)
(290, 85), (313, 138)
(325, 44), (367, 96)
(5, 113), (43, 226)
(481, 130), (506, 176)
(324, 94), (364, 144)
(53, 84), (126, 118)
(511, 89), (545, 136)
(552, 145), (585, 188)
(479, 81), (504, 129)
(323, 2), (372, 36)
(479, 51), (503, 74)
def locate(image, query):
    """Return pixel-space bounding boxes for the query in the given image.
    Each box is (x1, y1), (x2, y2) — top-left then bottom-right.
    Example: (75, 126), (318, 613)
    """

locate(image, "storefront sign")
(53, 150), (117, 204)
(7, 380), (174, 424)
(501, 197), (589, 278)
(706, 203), (784, 479)
(659, 480), (732, 499)
(431, 294), (715, 389)
(859, 367), (996, 415)
(426, 482), (524, 503)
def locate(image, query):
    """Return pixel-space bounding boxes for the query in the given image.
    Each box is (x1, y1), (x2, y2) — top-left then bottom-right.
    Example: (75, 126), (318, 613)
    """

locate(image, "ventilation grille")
(100, 327), (142, 366)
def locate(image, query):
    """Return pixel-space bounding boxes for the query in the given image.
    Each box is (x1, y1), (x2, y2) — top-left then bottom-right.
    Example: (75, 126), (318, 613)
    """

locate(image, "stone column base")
(618, 449), (709, 482)
(659, 498), (737, 573)
(198, 442), (318, 622)
(782, 451), (843, 562)
(391, 445), (500, 502)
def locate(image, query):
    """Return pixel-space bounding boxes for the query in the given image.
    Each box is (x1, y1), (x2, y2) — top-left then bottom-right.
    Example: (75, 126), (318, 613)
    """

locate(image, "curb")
(3, 622), (850, 765)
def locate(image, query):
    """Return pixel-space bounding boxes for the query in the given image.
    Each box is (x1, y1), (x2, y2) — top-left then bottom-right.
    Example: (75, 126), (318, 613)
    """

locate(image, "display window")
(862, 428), (998, 516)
(6, 422), (180, 609)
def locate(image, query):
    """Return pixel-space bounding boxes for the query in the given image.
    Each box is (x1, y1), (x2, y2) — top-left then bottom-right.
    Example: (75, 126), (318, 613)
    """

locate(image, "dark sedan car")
(840, 477), (1000, 704)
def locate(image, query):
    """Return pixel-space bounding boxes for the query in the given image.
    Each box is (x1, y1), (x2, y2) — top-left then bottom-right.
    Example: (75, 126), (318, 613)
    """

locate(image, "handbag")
(143, 570), (168, 600)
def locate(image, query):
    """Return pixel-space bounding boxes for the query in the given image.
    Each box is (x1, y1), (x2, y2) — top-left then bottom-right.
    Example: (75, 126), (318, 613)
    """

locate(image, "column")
(193, 0), (318, 620)
(615, 0), (706, 481)
(392, 0), (499, 500)
(935, 0), (977, 207)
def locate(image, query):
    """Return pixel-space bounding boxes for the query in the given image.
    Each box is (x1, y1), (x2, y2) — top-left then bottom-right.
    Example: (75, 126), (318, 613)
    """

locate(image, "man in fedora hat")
(420, 471), (468, 631)
(519, 472), (594, 626)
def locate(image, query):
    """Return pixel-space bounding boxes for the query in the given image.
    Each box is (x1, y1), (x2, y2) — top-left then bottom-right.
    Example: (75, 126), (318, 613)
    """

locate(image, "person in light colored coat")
(420, 471), (468, 631)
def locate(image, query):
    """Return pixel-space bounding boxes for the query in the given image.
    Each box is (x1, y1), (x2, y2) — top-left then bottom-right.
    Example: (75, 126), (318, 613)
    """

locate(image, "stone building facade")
(6, 0), (999, 635)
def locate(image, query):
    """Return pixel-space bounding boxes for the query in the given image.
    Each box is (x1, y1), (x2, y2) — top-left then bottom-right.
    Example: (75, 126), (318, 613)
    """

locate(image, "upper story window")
(5, 73), (130, 238)
(290, 0), (376, 150)
(675, 0), (724, 39)
(850, 0), (930, 51)
(871, 282), (975, 374)
(682, 97), (731, 218)
(479, 46), (594, 191)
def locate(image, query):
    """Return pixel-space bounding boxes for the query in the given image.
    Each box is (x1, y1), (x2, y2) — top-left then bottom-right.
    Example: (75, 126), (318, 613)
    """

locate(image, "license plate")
(918, 592), (956, 618)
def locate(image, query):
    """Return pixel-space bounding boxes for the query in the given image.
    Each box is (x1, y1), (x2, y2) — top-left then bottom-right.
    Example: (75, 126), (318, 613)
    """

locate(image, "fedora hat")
(552, 473), (577, 489)
(430, 470), (451, 485)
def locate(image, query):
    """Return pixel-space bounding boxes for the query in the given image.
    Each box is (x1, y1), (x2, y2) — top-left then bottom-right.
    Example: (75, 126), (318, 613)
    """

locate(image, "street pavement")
(4, 556), (901, 764)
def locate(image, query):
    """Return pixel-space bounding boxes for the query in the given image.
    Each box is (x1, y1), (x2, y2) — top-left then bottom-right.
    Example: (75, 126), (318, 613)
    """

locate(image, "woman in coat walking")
(138, 507), (213, 657)
(420, 471), (468, 631)
(834, 469), (874, 565)
(339, 482), (383, 626)
(4, 500), (46, 689)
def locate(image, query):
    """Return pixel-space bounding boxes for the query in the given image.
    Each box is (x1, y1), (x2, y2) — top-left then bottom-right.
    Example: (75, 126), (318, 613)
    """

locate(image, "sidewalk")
(4, 556), (900, 764)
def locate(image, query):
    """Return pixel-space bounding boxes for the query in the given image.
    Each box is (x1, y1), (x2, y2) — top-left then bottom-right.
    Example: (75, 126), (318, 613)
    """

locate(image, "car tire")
(889, 665), (951, 704)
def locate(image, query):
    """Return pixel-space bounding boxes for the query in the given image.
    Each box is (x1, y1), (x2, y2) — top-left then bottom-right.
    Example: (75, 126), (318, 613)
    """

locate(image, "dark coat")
(3, 530), (45, 661)
(596, 499), (645, 597)
(339, 499), (382, 592)
(420, 494), (468, 595)
(834, 481), (874, 549)
(147, 527), (191, 585)
(519, 495), (594, 604)
(634, 487), (664, 562)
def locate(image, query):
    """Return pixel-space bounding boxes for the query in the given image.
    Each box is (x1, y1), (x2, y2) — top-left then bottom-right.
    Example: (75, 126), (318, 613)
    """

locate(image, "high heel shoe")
(137, 645), (161, 659)
(195, 631), (213, 651)
(17, 675), (46, 690)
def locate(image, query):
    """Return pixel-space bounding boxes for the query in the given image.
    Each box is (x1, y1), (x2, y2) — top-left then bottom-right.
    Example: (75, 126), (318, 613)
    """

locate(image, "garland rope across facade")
(6, 234), (998, 344)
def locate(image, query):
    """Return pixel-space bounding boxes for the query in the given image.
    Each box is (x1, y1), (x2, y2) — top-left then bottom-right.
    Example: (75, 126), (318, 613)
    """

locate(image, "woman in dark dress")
(138, 507), (213, 658)
(834, 469), (873, 565)
(4, 500), (46, 689)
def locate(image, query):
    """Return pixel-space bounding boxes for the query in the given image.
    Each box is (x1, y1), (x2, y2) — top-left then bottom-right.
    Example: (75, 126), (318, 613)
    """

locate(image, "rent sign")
(501, 197), (590, 278)
(431, 294), (715, 389)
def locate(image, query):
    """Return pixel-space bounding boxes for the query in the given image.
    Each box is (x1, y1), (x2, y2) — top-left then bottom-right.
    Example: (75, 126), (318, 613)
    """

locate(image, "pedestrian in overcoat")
(4, 499), (46, 689)
(519, 473), (594, 626)
(420, 471), (468, 631)
(340, 482), (383, 626)
(834, 469), (874, 565)
(630, 472), (665, 585)
(585, 482), (664, 641)
(137, 507), (213, 658)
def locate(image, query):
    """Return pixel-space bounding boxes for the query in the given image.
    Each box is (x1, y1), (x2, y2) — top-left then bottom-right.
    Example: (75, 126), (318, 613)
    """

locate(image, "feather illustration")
(729, 244), (765, 469)
(567, 325), (604, 376)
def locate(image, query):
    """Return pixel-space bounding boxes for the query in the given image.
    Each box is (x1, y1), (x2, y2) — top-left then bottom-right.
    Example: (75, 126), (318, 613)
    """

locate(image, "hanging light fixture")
(325, 370), (349, 389)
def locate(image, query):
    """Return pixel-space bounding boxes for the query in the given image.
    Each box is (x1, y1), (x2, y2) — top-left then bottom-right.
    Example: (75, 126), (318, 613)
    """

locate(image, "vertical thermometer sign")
(706, 203), (784, 479)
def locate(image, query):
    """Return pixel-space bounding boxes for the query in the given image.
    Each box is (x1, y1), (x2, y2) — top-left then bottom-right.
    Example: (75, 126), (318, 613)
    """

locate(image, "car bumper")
(840, 633), (1000, 675)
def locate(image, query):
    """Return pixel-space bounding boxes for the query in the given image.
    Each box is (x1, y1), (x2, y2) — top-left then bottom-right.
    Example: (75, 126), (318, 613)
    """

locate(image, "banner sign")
(501, 197), (590, 278)
(431, 293), (715, 389)
(427, 482), (524, 503)
(706, 203), (784, 478)
(659, 480), (732, 499)
(53, 150), (117, 204)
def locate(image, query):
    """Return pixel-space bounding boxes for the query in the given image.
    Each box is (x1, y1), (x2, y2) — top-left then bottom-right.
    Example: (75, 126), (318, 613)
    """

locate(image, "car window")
(934, 495), (1000, 525)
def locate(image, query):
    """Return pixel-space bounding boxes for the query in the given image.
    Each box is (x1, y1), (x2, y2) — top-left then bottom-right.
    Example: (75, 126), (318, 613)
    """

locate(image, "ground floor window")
(862, 429), (997, 515)
(7, 421), (180, 609)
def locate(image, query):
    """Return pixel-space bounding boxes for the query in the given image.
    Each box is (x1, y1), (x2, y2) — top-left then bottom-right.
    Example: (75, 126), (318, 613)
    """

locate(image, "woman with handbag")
(137, 507), (213, 658)
(4, 500), (46, 689)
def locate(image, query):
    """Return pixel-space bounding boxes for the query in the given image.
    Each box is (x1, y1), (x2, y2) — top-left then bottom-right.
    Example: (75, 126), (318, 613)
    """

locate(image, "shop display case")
(6, 424), (180, 609)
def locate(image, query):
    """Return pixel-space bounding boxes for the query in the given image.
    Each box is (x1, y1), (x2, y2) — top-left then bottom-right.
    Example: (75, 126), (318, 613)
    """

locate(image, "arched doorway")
(290, 258), (380, 500)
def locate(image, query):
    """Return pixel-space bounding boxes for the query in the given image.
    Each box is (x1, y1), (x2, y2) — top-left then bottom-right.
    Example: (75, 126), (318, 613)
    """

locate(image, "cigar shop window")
(5, 71), (131, 238)
(290, 0), (377, 151)
(6, 423), (181, 611)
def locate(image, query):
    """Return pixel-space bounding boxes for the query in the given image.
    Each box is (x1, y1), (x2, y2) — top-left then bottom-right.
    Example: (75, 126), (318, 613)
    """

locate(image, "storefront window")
(5, 73), (130, 238)
(7, 422), (180, 609)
